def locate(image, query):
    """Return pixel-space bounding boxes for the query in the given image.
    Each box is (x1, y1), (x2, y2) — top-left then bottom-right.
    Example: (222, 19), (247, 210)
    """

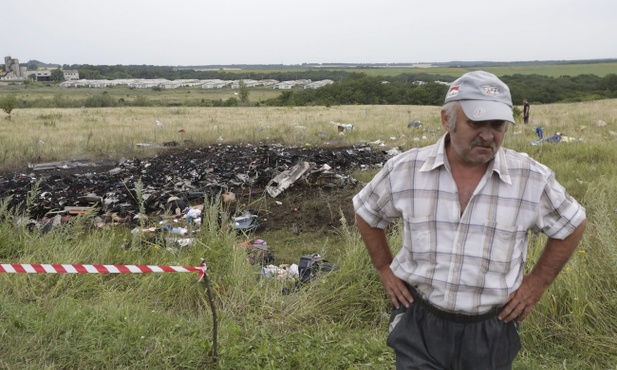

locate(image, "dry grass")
(0, 99), (616, 172)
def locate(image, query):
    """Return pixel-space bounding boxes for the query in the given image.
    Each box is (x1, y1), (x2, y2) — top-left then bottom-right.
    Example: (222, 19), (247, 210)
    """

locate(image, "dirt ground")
(238, 185), (359, 234)
(228, 185), (362, 264)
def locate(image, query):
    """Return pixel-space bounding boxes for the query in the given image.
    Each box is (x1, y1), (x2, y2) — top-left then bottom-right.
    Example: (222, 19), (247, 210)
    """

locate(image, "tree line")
(12, 64), (617, 108)
(262, 73), (617, 107)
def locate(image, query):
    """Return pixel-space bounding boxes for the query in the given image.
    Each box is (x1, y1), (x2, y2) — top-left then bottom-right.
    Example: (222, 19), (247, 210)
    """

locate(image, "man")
(523, 98), (530, 124)
(353, 71), (586, 370)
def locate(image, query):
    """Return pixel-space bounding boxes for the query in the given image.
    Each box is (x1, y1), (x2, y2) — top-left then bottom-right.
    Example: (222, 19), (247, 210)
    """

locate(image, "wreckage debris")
(298, 253), (338, 283)
(27, 159), (109, 171)
(262, 264), (299, 280)
(237, 238), (275, 266)
(266, 161), (312, 198)
(0, 144), (393, 231)
(531, 127), (580, 146)
(408, 120), (423, 128)
(234, 211), (260, 232)
(330, 121), (354, 134)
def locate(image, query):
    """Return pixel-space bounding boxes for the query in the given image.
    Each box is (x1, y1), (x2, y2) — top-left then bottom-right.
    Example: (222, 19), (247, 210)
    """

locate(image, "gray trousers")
(387, 299), (521, 370)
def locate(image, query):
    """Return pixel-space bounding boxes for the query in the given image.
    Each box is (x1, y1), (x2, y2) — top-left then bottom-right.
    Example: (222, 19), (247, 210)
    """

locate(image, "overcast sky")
(2, 0), (615, 66)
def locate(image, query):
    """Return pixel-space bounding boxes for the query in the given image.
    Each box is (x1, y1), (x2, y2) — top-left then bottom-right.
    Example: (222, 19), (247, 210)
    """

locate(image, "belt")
(407, 285), (502, 324)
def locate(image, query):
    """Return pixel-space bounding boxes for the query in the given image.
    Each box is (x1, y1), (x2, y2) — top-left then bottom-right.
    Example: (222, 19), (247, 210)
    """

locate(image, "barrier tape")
(0, 262), (207, 281)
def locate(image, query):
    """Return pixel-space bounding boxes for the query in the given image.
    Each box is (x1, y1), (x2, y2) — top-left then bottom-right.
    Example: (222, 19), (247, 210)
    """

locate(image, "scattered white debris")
(407, 120), (423, 128)
(386, 147), (402, 156)
(330, 121), (355, 134)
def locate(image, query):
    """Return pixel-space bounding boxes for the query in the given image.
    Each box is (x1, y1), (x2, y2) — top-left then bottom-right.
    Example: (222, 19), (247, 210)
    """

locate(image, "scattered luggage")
(298, 253), (337, 283)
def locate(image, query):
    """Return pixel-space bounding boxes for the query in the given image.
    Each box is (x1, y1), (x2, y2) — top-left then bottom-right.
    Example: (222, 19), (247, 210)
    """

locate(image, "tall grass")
(2, 99), (614, 173)
(1, 99), (617, 368)
(0, 104), (443, 172)
(0, 199), (394, 369)
(517, 176), (617, 369)
(3, 180), (615, 368)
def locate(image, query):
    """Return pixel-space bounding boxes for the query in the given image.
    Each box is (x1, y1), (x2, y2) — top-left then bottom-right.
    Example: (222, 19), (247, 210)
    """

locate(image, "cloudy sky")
(2, 0), (615, 66)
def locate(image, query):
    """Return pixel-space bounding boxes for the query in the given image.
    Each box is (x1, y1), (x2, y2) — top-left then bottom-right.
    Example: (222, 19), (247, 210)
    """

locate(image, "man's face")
(443, 103), (508, 165)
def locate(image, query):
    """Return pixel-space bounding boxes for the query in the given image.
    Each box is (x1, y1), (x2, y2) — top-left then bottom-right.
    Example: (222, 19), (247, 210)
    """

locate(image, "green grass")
(220, 61), (617, 78)
(1, 98), (617, 368)
(0, 84), (282, 108)
(334, 64), (616, 78)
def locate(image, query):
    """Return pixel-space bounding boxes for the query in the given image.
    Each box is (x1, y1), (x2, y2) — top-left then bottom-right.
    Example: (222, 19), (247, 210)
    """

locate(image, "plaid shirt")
(353, 134), (586, 314)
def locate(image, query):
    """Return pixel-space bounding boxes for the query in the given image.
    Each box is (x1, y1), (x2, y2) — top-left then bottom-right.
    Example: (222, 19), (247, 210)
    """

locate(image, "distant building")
(3, 56), (81, 82)
(304, 79), (334, 89)
(201, 79), (231, 89)
(273, 81), (295, 89)
(1, 56), (27, 80)
(231, 79), (260, 89)
(63, 70), (80, 80)
(30, 70), (52, 81)
(260, 79), (279, 87)
(159, 79), (202, 88)
(128, 79), (169, 88)
(57, 77), (336, 91)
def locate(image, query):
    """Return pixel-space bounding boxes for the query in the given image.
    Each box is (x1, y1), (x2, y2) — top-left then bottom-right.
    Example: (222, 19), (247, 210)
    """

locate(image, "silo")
(4, 56), (20, 76)
(11, 58), (21, 76)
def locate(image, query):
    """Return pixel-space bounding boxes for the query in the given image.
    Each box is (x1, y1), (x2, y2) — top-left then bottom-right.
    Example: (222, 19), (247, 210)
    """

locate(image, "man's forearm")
(355, 214), (392, 270)
(530, 220), (586, 288)
(356, 213), (414, 308)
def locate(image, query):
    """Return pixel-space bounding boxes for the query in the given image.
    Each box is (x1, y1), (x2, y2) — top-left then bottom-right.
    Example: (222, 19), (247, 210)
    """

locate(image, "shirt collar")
(420, 133), (512, 185)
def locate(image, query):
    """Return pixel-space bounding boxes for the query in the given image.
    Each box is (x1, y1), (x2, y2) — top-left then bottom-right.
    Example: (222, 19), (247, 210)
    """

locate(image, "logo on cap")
(482, 87), (501, 96)
(446, 86), (460, 98)
(473, 108), (486, 118)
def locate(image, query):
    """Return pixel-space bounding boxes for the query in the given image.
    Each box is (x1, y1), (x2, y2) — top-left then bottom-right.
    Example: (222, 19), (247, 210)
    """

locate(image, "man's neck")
(444, 143), (491, 175)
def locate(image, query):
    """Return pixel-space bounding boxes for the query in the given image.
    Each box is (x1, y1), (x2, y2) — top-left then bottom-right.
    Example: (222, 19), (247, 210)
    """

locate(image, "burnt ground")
(250, 186), (359, 234)
(0, 144), (391, 239)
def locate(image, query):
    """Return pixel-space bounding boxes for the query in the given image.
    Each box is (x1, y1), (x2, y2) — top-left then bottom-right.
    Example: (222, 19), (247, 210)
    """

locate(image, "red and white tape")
(0, 262), (207, 281)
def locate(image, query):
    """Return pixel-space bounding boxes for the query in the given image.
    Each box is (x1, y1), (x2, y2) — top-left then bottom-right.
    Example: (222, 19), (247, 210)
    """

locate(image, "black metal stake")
(200, 258), (218, 363)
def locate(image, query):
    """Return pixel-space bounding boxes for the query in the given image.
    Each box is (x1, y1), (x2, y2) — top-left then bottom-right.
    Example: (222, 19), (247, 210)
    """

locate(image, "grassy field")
(0, 104), (441, 171)
(1, 100), (617, 369)
(218, 61), (617, 78)
(0, 84), (283, 108)
(0, 99), (616, 173)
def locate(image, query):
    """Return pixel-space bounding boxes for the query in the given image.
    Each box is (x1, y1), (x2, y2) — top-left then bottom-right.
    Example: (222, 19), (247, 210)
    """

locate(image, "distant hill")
(25, 60), (60, 69)
(25, 58), (617, 70)
(176, 59), (617, 70)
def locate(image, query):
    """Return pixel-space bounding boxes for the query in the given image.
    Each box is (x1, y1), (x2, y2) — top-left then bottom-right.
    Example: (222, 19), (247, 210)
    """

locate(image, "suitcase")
(298, 253), (336, 283)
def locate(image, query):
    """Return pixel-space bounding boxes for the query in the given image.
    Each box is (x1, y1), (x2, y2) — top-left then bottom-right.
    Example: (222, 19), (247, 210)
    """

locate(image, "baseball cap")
(444, 70), (515, 123)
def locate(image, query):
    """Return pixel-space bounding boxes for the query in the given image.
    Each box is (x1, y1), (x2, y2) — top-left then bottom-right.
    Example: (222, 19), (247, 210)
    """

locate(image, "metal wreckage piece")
(265, 162), (358, 198)
(0, 143), (393, 231)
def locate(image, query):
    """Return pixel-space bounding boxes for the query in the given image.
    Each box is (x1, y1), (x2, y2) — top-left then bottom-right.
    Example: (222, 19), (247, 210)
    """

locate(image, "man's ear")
(440, 109), (450, 132)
